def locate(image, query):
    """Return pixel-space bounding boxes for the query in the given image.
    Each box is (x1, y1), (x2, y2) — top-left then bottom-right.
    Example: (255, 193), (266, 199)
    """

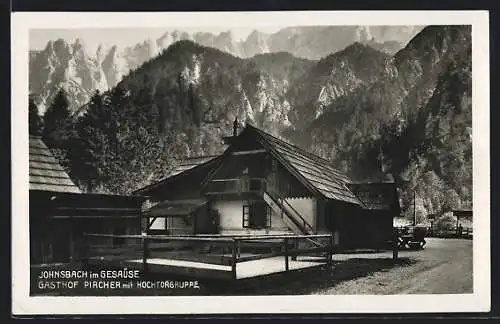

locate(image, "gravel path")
(314, 238), (473, 295)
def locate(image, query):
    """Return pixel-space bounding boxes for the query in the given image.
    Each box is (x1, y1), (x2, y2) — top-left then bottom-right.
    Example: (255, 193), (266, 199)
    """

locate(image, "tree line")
(29, 87), (182, 195)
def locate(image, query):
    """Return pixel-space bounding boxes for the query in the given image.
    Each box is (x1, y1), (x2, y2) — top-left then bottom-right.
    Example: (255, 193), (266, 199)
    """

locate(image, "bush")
(434, 212), (457, 232)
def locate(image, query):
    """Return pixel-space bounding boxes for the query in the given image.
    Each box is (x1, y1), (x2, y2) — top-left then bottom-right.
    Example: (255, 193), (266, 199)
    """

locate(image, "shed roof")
(132, 155), (221, 195)
(453, 210), (473, 218)
(347, 182), (400, 211)
(29, 136), (81, 194)
(145, 199), (208, 217)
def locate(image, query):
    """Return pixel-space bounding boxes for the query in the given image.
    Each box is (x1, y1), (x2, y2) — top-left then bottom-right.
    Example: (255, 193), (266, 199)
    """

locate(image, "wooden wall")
(30, 217), (141, 264)
(29, 191), (143, 265)
(266, 158), (313, 199)
(323, 200), (394, 250)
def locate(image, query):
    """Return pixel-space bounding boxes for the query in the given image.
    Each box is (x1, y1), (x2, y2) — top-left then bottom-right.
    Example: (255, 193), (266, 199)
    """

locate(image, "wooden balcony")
(204, 178), (267, 196)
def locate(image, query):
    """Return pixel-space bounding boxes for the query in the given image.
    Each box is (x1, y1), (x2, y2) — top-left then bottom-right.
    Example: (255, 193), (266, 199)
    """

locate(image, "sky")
(29, 27), (286, 54)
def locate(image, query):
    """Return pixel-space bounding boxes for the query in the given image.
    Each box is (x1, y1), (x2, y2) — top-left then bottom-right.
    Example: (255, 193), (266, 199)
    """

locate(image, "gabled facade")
(134, 124), (401, 249)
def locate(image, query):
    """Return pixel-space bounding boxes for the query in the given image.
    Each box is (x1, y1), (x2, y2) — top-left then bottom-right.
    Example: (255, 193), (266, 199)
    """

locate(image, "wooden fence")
(82, 233), (335, 279)
(394, 226), (473, 239)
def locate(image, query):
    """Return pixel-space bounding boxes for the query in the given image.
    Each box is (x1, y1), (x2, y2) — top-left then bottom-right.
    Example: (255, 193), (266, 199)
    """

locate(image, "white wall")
(145, 199), (165, 231)
(212, 200), (291, 235)
(214, 200), (242, 230)
(149, 217), (165, 230)
(284, 197), (316, 230)
(149, 198), (316, 234)
(148, 216), (193, 235)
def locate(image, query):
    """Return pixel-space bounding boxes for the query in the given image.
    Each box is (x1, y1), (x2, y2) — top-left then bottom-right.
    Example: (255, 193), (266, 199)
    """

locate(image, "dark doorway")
(52, 222), (71, 262)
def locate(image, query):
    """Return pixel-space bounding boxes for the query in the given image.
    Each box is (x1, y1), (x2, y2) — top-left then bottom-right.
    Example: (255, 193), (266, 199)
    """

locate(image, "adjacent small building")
(453, 209), (473, 234)
(134, 123), (401, 250)
(29, 136), (146, 264)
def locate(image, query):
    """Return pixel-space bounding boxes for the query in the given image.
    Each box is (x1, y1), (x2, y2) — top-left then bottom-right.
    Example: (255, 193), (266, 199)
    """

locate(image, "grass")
(228, 257), (416, 295)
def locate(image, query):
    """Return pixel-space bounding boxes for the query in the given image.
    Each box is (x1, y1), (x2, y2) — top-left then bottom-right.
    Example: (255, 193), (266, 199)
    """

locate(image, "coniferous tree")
(42, 89), (71, 148)
(29, 97), (42, 136)
(41, 89), (74, 171)
(71, 90), (104, 192)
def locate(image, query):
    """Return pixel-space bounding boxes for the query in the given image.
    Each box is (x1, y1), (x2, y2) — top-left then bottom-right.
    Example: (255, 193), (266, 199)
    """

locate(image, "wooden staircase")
(263, 191), (324, 248)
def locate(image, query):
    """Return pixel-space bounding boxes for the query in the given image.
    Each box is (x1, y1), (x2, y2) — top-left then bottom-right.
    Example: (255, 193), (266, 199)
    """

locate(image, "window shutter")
(243, 203), (250, 228)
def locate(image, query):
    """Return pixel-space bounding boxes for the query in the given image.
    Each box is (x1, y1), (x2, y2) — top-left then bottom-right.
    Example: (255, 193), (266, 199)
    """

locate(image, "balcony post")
(206, 178), (268, 195)
(232, 239), (238, 280)
(284, 238), (289, 271)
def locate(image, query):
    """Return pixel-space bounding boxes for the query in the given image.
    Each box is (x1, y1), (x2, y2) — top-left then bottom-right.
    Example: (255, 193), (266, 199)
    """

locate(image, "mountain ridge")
(29, 26), (424, 113)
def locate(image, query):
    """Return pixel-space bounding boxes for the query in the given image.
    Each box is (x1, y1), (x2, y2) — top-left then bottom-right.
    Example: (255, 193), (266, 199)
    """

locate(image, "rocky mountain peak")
(337, 41), (384, 58)
(73, 37), (86, 49)
(101, 44), (127, 88)
(46, 38), (72, 57)
(243, 30), (270, 57)
(71, 38), (91, 61)
(30, 36), (109, 114)
(96, 43), (105, 61)
(355, 26), (373, 42)
(247, 29), (267, 39)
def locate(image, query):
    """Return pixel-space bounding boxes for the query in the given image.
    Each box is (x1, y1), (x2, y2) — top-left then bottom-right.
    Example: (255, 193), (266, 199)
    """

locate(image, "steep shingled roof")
(248, 125), (361, 205)
(133, 124), (398, 209)
(29, 136), (81, 193)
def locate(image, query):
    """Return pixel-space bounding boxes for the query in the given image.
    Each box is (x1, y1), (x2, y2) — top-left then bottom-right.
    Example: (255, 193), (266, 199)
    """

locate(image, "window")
(243, 201), (271, 229)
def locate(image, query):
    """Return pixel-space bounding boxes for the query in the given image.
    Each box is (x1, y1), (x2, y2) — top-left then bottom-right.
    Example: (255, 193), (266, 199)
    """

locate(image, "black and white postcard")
(11, 10), (490, 315)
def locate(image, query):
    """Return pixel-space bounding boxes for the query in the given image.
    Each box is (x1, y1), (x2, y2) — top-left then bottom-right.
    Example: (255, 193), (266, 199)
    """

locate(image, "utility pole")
(413, 190), (416, 226)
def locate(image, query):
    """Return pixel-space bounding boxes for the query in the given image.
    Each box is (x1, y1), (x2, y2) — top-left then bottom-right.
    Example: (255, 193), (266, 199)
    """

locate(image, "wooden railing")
(82, 233), (335, 280)
(205, 178), (267, 195)
(262, 191), (316, 240)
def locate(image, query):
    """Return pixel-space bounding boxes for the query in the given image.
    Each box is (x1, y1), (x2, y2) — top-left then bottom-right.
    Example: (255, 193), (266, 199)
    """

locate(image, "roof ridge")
(246, 125), (319, 158)
(182, 155), (220, 160)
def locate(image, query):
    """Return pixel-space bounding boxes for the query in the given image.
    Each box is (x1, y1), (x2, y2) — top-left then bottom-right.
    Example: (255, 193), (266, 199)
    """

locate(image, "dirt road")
(316, 238), (473, 295)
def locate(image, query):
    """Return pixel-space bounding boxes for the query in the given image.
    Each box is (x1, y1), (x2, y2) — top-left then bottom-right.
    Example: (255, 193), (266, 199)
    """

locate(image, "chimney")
(233, 117), (239, 137)
(222, 116), (241, 145)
